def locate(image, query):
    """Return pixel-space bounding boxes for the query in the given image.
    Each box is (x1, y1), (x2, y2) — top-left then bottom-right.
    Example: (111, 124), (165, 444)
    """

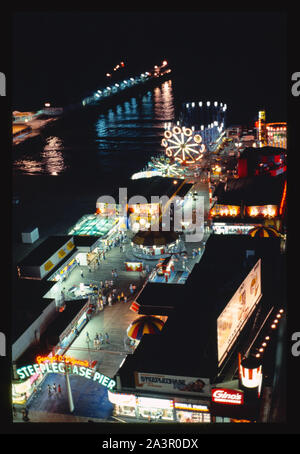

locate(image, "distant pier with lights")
(12, 60), (172, 146)
(80, 60), (171, 109)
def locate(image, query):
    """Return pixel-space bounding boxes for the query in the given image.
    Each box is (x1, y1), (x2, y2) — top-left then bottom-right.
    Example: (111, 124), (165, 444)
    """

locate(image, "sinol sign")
(211, 388), (244, 405)
(16, 358), (116, 391)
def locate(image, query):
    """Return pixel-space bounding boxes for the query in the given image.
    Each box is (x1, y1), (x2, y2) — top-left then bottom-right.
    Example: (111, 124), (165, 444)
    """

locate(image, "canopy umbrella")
(248, 226), (280, 238)
(127, 316), (165, 341)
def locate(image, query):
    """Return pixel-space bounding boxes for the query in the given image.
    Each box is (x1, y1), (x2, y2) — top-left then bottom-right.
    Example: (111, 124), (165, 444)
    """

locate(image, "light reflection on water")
(13, 80), (175, 176)
(95, 80), (175, 152)
(14, 136), (67, 176)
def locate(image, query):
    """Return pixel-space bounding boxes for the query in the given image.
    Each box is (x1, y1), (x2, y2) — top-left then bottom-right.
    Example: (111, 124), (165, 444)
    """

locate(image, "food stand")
(125, 262), (143, 272)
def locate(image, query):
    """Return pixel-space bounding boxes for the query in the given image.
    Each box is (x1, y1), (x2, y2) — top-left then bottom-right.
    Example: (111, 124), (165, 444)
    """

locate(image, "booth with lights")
(210, 204), (241, 218)
(131, 230), (181, 259)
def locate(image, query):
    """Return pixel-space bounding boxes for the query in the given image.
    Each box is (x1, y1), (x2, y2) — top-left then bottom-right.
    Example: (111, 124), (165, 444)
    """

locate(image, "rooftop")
(240, 146), (286, 159)
(73, 235), (100, 249)
(110, 176), (193, 202)
(17, 236), (74, 267)
(12, 278), (56, 342)
(15, 299), (88, 368)
(213, 173), (286, 206)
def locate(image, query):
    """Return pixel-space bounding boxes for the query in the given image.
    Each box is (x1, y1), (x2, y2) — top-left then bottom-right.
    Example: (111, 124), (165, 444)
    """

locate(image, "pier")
(12, 60), (172, 147)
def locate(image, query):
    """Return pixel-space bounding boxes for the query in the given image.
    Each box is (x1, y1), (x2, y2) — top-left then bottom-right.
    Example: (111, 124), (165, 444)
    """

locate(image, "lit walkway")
(23, 298), (142, 422)
(20, 180), (211, 422)
(25, 371), (114, 421)
(63, 299), (140, 378)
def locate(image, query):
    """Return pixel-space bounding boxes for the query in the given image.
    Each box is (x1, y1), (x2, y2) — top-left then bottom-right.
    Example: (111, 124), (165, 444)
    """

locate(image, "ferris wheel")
(161, 125), (206, 164)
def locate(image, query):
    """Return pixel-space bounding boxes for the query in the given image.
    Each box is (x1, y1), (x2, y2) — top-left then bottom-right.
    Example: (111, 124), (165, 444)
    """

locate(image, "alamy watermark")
(291, 332), (300, 357)
(291, 72), (300, 97)
(0, 72), (6, 96)
(96, 188), (205, 242)
(0, 332), (5, 356)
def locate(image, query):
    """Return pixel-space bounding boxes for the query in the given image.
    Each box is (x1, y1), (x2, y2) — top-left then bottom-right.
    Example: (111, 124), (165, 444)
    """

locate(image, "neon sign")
(16, 360), (116, 390)
(212, 388), (244, 405)
(36, 355), (89, 367)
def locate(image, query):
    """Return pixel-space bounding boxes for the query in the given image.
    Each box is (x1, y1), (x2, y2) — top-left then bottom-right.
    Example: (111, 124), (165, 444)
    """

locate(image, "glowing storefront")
(266, 122), (287, 149)
(108, 390), (211, 422)
(210, 204), (240, 218)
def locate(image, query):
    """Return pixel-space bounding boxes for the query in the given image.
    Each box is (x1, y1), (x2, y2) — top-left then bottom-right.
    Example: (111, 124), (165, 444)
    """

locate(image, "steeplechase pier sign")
(16, 355), (116, 390)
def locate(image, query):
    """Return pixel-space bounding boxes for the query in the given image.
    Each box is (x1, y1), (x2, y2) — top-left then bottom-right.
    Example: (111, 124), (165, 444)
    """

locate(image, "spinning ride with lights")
(161, 125), (206, 164)
(149, 157), (186, 178)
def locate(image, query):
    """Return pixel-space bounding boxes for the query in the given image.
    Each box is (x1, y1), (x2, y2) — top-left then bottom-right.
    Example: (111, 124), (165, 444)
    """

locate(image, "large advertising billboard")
(134, 372), (211, 397)
(217, 259), (262, 365)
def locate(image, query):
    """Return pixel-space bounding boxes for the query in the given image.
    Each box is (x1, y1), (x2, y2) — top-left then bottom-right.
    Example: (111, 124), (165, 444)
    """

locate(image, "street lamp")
(63, 357), (74, 413)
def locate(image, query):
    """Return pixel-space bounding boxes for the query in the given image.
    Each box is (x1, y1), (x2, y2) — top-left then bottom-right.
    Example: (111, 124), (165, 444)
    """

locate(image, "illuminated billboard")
(217, 259), (262, 365)
(134, 372), (211, 397)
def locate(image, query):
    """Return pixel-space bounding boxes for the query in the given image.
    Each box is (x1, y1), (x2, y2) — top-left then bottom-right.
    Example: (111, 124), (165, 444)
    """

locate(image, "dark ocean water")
(12, 79), (177, 242)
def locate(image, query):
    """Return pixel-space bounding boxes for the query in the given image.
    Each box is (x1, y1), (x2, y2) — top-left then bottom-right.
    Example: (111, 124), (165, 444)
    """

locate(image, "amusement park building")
(211, 172), (287, 233)
(13, 235), (101, 361)
(237, 146), (286, 178)
(175, 100), (227, 146)
(96, 176), (193, 217)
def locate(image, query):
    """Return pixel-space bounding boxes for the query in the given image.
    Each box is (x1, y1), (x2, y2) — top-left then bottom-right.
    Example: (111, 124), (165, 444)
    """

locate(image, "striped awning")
(130, 301), (140, 313)
(132, 230), (179, 247)
(127, 316), (165, 340)
(248, 226), (280, 238)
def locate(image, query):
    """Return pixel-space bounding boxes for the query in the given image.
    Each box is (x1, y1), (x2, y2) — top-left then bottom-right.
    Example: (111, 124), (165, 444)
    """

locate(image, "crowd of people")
(85, 331), (110, 350)
(47, 383), (62, 396)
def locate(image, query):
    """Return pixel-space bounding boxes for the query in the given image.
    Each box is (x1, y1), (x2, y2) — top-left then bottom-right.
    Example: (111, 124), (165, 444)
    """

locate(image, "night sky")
(12, 11), (287, 125)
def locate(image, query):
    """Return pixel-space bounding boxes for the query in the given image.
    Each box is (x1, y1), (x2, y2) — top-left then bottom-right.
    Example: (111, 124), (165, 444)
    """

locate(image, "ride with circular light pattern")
(161, 125), (206, 165)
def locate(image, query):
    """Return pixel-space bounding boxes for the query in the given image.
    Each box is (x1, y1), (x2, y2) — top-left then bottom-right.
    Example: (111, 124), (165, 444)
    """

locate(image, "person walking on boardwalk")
(57, 384), (62, 395)
(22, 407), (29, 422)
(94, 337), (98, 349)
(48, 384), (52, 396)
(105, 332), (110, 344)
(86, 332), (91, 343)
(53, 383), (57, 393)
